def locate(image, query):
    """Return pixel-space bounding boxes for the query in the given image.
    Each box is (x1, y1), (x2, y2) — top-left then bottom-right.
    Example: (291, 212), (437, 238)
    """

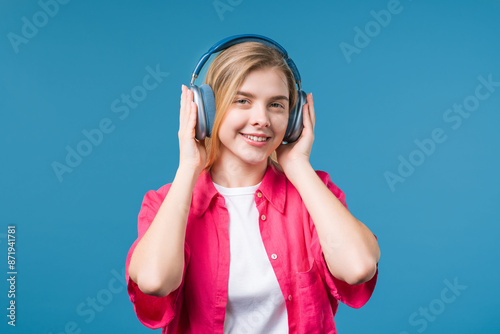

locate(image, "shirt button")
(271, 253), (277, 260)
(288, 295), (292, 301)
(257, 192), (262, 198)
(261, 214), (266, 221)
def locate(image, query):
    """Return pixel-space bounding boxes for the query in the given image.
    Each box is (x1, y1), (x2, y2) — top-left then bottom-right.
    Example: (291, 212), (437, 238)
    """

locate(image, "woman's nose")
(250, 104), (270, 127)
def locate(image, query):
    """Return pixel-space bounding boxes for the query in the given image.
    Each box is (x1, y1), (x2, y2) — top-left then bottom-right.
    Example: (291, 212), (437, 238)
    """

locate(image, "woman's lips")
(240, 133), (270, 147)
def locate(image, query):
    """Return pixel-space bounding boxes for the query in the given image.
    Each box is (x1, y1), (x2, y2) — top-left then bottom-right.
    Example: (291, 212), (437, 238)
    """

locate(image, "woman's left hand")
(276, 92), (315, 175)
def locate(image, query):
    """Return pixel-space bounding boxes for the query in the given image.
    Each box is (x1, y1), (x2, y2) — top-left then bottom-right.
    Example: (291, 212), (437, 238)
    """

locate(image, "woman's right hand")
(178, 84), (207, 176)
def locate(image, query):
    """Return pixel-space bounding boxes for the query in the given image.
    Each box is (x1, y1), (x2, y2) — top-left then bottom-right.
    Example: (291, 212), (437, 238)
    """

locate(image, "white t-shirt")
(213, 181), (288, 334)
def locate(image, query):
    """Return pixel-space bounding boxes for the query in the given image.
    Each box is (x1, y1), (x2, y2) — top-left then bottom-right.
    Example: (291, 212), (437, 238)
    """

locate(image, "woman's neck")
(210, 158), (268, 188)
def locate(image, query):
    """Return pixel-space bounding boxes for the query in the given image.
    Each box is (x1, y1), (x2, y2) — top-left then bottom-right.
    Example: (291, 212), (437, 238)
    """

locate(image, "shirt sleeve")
(125, 185), (190, 329)
(310, 171), (378, 309)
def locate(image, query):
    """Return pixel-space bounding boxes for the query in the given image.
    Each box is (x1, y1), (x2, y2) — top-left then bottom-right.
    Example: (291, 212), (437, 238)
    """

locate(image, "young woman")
(126, 36), (380, 333)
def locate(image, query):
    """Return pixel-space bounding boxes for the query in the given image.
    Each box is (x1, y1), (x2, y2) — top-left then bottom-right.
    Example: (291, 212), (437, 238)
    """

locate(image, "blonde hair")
(202, 41), (298, 171)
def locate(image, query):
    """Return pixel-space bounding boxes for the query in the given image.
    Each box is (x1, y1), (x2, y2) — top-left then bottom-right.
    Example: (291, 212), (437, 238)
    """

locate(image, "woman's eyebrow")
(235, 91), (289, 101)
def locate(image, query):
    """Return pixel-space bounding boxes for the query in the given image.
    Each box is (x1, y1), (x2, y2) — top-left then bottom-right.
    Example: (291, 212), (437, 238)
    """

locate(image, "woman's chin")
(232, 153), (270, 168)
(218, 145), (274, 169)
(240, 157), (268, 166)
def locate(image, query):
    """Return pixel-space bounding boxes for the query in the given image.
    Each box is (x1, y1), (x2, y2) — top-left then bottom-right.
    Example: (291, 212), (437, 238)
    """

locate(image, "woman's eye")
(270, 102), (284, 109)
(235, 99), (249, 104)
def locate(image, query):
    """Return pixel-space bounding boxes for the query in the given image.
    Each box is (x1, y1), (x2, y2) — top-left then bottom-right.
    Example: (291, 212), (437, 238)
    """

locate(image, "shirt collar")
(192, 163), (287, 215)
(192, 169), (219, 216)
(258, 163), (286, 213)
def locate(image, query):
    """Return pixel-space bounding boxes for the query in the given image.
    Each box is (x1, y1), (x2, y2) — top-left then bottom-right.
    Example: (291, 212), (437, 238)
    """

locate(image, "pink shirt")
(125, 163), (378, 333)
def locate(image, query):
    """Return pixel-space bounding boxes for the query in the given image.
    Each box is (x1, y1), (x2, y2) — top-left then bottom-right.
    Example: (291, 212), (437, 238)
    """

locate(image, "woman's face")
(217, 67), (290, 168)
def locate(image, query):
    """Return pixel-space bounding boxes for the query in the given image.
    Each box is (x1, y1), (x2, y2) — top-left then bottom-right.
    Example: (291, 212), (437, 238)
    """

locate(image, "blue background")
(1, 0), (499, 333)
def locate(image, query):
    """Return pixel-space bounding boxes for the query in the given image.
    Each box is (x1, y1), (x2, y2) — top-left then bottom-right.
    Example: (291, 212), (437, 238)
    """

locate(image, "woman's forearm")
(128, 165), (199, 297)
(286, 162), (380, 285)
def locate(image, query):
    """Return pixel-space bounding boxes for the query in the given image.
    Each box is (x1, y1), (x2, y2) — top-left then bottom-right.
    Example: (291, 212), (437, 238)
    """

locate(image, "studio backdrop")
(1, 0), (499, 333)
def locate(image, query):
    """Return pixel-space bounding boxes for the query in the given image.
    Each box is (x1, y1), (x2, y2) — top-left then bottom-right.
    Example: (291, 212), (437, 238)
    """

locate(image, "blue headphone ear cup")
(199, 84), (216, 138)
(284, 90), (306, 143)
(190, 84), (216, 140)
(190, 85), (206, 140)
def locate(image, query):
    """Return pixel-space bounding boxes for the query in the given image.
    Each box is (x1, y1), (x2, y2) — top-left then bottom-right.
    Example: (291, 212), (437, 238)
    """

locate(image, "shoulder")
(314, 170), (342, 191)
(280, 167), (340, 191)
(314, 170), (347, 209)
(140, 170), (212, 219)
(142, 169), (208, 204)
(281, 168), (347, 209)
(141, 182), (173, 207)
(314, 170), (331, 183)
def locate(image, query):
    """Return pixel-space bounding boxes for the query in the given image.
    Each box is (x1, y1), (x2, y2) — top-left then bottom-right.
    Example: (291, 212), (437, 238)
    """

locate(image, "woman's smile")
(240, 132), (271, 146)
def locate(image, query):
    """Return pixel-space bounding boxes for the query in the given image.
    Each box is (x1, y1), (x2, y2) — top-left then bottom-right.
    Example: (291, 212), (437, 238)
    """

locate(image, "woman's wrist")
(175, 164), (203, 188)
(283, 159), (313, 185)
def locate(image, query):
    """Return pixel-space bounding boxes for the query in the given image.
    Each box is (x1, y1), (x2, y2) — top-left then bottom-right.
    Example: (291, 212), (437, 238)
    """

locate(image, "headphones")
(189, 34), (307, 143)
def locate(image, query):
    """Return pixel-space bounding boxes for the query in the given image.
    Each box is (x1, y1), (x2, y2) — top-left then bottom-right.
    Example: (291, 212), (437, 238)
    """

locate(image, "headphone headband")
(190, 34), (302, 88)
(189, 34), (306, 143)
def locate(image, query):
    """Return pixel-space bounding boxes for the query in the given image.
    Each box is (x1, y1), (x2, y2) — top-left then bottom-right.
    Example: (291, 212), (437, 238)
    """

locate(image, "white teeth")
(242, 134), (269, 142)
